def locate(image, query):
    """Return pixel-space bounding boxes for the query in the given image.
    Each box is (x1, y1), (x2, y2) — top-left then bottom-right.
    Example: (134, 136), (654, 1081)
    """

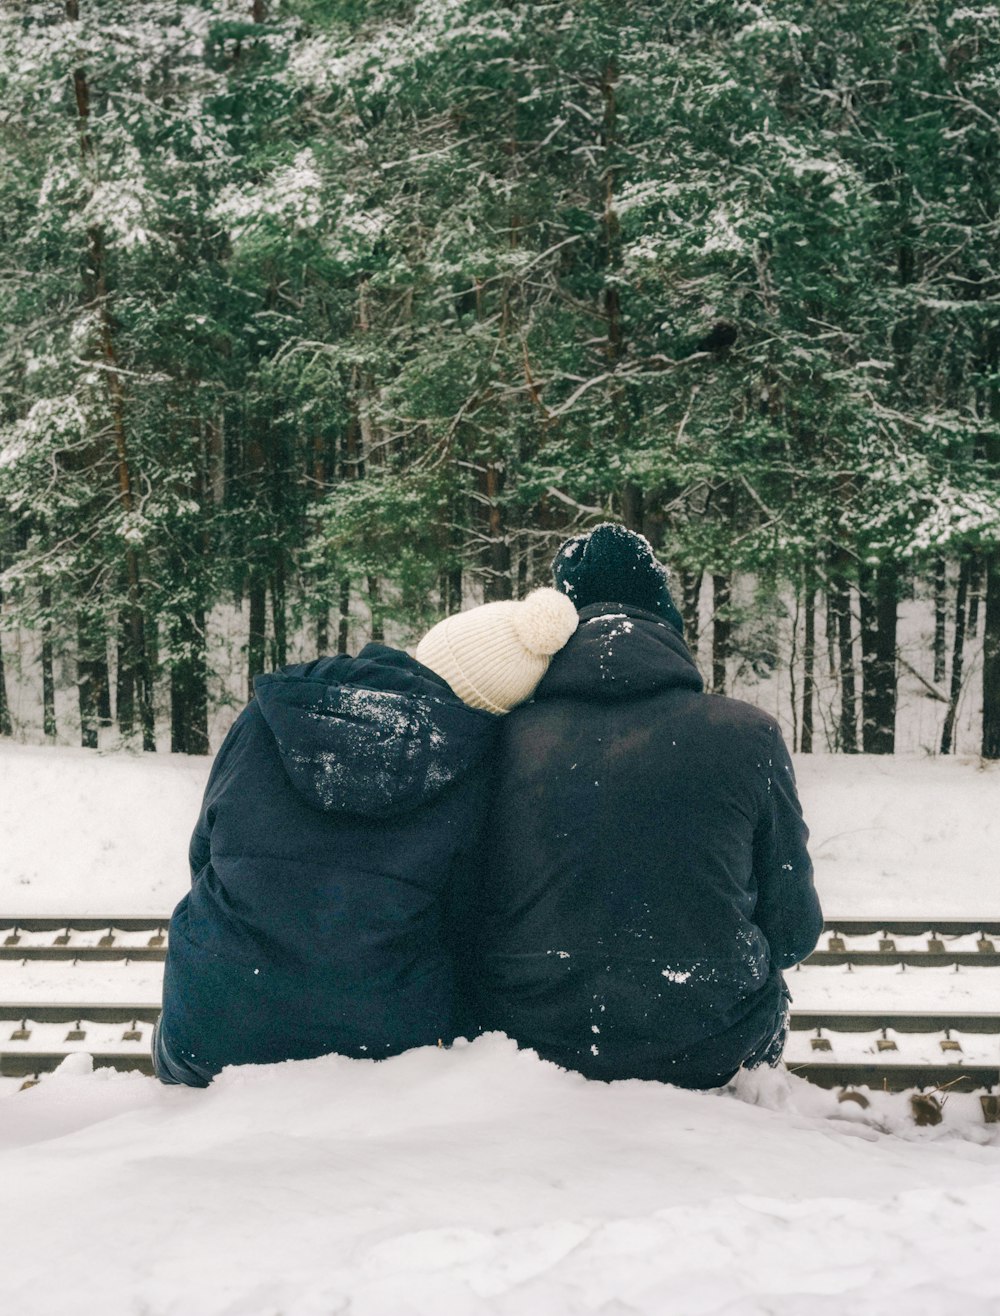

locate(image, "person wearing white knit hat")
(155, 583), (578, 1087)
(415, 588), (578, 715)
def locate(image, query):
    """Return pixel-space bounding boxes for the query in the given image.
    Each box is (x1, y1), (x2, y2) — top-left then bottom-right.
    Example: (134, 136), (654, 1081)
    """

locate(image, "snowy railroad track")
(1, 919), (167, 962)
(0, 1017), (156, 1078)
(1, 918), (999, 1096)
(4, 917), (1000, 964)
(806, 920), (1000, 966)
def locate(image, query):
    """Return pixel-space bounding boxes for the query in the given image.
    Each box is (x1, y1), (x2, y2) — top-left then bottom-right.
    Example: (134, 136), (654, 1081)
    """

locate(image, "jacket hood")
(253, 645), (498, 818)
(534, 602), (704, 702)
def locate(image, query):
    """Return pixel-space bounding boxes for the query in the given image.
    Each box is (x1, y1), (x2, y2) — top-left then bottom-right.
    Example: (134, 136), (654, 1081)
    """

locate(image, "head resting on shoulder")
(551, 522), (684, 636)
(415, 587), (579, 714)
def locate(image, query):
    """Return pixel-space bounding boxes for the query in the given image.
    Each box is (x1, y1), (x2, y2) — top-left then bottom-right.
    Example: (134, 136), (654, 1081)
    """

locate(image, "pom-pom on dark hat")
(551, 522), (685, 636)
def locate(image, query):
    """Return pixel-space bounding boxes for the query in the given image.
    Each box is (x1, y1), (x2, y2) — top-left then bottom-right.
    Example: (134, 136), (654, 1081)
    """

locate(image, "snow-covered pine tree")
(1, 0), (998, 753)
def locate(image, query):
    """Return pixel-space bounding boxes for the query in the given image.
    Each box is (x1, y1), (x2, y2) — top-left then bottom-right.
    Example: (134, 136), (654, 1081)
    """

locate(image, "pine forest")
(1, 0), (999, 757)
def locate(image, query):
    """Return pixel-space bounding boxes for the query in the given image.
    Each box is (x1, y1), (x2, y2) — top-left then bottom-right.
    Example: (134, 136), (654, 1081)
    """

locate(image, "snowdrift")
(2, 744), (999, 1313)
(0, 742), (207, 915)
(1, 1035), (998, 1316)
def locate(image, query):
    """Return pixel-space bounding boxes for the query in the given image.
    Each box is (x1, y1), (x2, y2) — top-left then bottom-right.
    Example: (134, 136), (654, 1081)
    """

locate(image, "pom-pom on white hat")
(415, 588), (578, 715)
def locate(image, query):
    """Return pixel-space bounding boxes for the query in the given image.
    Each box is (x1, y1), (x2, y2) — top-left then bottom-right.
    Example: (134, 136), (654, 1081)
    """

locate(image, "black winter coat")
(159, 646), (498, 1082)
(464, 603), (822, 1088)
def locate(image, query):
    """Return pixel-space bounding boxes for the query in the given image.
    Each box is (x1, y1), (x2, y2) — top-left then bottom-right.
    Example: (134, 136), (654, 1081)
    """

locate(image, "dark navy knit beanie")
(552, 523), (685, 636)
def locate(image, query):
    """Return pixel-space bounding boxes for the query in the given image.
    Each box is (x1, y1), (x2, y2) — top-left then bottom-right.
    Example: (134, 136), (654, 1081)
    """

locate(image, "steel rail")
(3, 917), (999, 1095)
(4, 918), (1000, 966)
(785, 1062), (998, 1093)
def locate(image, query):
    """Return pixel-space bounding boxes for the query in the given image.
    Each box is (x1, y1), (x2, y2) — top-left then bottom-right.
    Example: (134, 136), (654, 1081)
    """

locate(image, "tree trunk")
(940, 559), (969, 756)
(170, 609), (209, 755)
(678, 569), (702, 647)
(789, 588), (800, 752)
(828, 573), (858, 753)
(247, 576), (266, 701)
(517, 547), (529, 599)
(241, 414), (269, 695)
(270, 558), (287, 670)
(968, 554), (983, 639)
(879, 567), (903, 750)
(621, 481), (643, 533)
(447, 507), (465, 614)
(932, 557), (947, 685)
(602, 54), (640, 565)
(68, 4), (155, 750)
(0, 586), (11, 738)
(312, 430), (330, 653)
(859, 565), (874, 725)
(800, 572), (816, 754)
(77, 613), (98, 750)
(860, 563), (898, 754)
(94, 646), (111, 726)
(169, 672), (185, 754)
(337, 577), (351, 655)
(711, 573), (731, 695)
(208, 414), (225, 507)
(123, 599), (156, 752)
(978, 322), (1000, 757)
(368, 575), (384, 643)
(601, 57), (623, 368)
(825, 590), (837, 681)
(483, 461), (512, 601)
(442, 562), (463, 616)
(982, 548), (1000, 759)
(116, 615), (134, 736)
(41, 589), (57, 740)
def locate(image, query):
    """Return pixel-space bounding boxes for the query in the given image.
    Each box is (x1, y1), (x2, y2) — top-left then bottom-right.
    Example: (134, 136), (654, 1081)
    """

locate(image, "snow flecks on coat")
(287, 690), (458, 814)
(159, 643), (499, 1082)
(256, 656), (495, 820)
(467, 601), (822, 1089)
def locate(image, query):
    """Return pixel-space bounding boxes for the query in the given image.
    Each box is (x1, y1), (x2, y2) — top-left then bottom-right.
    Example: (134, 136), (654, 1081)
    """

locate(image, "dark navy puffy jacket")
(462, 603), (822, 1089)
(158, 646), (498, 1081)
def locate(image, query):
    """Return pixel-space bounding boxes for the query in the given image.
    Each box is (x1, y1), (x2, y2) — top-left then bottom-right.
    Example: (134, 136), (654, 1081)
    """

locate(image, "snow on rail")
(1, 918), (998, 1095)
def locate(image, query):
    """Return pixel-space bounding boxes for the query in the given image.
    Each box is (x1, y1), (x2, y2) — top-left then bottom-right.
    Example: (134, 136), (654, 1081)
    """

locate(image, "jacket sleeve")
(187, 710), (249, 882)
(188, 809), (212, 883)
(751, 721), (823, 969)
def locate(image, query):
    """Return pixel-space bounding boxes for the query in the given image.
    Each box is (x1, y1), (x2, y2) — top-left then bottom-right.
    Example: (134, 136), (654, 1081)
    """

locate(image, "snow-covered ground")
(2, 741), (997, 917)
(0, 742), (206, 915)
(4, 958), (998, 1018)
(1, 1039), (998, 1316)
(793, 755), (1000, 919)
(1, 743), (999, 1314)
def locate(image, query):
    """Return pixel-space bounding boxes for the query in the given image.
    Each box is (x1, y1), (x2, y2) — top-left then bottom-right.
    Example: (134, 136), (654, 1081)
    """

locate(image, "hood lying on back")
(253, 644), (498, 819)
(536, 602), (705, 702)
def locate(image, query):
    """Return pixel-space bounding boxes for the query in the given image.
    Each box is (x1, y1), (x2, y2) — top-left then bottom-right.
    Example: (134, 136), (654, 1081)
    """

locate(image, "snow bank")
(794, 755), (1000, 917)
(2, 742), (997, 918)
(0, 742), (207, 915)
(2, 745), (999, 1313)
(1, 1036), (998, 1316)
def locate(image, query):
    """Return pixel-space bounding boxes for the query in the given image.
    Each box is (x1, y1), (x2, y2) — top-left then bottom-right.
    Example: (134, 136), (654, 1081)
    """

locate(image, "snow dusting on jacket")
(158, 646), (498, 1083)
(462, 602), (822, 1089)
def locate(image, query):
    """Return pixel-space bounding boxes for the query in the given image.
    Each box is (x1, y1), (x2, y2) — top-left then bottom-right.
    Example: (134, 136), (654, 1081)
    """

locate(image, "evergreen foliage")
(1, 0), (998, 753)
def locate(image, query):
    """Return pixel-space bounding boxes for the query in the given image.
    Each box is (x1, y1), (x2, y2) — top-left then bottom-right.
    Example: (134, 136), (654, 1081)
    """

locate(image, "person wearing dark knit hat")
(464, 521), (822, 1092)
(552, 522), (685, 635)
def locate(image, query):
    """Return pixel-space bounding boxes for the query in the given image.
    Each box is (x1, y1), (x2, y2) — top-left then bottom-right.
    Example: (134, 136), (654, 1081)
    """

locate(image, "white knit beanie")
(415, 588), (579, 714)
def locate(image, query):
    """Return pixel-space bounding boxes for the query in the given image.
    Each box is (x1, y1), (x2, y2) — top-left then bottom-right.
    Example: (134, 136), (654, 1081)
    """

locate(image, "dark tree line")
(1, 1), (999, 756)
